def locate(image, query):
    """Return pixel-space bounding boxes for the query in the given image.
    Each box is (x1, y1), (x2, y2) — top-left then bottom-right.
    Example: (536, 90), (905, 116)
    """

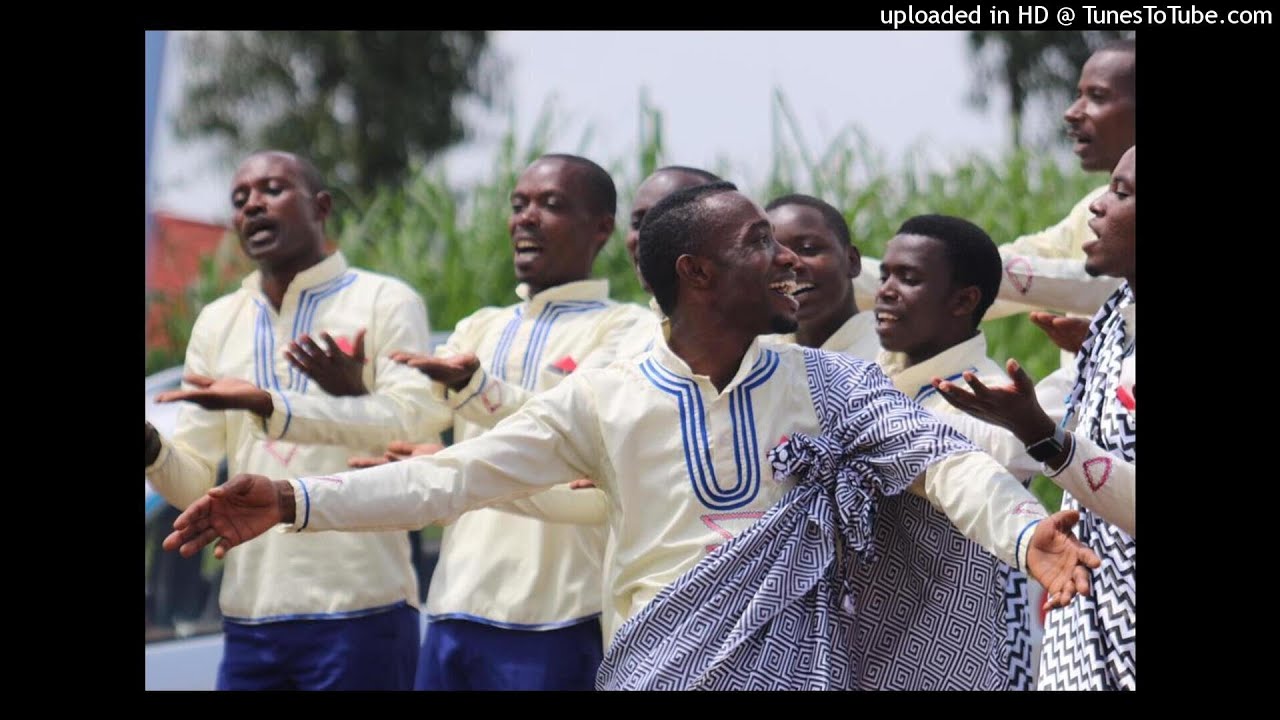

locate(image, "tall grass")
(147, 91), (1099, 509)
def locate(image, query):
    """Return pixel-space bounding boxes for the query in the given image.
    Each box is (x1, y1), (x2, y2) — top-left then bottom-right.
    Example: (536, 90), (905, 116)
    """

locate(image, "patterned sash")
(597, 350), (1018, 690)
(1038, 283), (1136, 690)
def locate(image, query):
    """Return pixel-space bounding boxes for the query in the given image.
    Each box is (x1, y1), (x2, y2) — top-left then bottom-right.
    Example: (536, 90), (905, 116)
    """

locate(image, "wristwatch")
(1025, 425), (1067, 463)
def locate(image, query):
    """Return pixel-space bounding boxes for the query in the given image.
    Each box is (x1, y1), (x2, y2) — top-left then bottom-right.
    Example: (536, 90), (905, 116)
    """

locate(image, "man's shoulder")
(194, 288), (251, 323)
(346, 266), (425, 305)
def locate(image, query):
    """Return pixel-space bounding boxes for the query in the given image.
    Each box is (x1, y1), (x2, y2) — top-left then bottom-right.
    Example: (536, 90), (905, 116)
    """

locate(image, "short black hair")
(1094, 38), (1135, 96)
(538, 153), (617, 216)
(896, 214), (1001, 328)
(654, 165), (721, 184)
(247, 150), (327, 195)
(638, 181), (739, 316)
(764, 193), (852, 247)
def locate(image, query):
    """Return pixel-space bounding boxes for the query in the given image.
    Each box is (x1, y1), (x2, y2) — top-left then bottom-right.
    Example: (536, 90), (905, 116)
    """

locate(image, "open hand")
(1030, 312), (1090, 355)
(162, 474), (288, 559)
(155, 374), (273, 417)
(1026, 509), (1103, 609)
(286, 329), (368, 397)
(349, 440), (445, 468)
(390, 351), (480, 391)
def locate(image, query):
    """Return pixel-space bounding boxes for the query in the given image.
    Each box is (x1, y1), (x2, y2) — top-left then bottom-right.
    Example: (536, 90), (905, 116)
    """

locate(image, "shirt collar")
(241, 252), (350, 301)
(515, 278), (610, 309)
(648, 328), (770, 397)
(877, 331), (989, 398)
(821, 312), (877, 353)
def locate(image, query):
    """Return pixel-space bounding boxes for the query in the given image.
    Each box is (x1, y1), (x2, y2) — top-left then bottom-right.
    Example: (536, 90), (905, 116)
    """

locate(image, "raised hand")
(389, 351), (480, 391)
(1029, 312), (1091, 355)
(931, 359), (1056, 446)
(162, 474), (291, 559)
(285, 329), (368, 397)
(1026, 509), (1103, 609)
(155, 374), (273, 418)
(348, 440), (445, 469)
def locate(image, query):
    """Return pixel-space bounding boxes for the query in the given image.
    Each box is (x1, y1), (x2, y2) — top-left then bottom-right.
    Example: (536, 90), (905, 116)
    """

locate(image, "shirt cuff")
(145, 439), (170, 474)
(442, 368), (489, 410)
(262, 391), (293, 440)
(1015, 518), (1041, 572)
(287, 478), (311, 532)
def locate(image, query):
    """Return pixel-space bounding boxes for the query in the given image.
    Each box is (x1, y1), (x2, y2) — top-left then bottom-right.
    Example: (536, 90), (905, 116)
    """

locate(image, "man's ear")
(951, 285), (981, 320)
(313, 190), (333, 222)
(591, 214), (616, 259)
(846, 244), (862, 279)
(675, 254), (716, 293)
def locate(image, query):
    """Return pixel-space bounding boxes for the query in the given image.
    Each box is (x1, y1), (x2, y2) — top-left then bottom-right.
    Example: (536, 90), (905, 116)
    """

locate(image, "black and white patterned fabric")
(1039, 283), (1136, 691)
(597, 350), (1004, 690)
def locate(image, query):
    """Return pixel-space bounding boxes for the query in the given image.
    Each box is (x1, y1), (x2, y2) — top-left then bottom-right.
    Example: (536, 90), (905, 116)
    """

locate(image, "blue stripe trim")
(639, 352), (775, 511)
(278, 390), (293, 440)
(253, 302), (269, 389)
(291, 273), (358, 392)
(1015, 519), (1042, 572)
(645, 361), (716, 503)
(296, 479), (311, 531)
(253, 301), (282, 393)
(490, 308), (524, 382)
(224, 600), (412, 625)
(453, 368), (490, 408)
(425, 611), (601, 632)
(521, 302), (606, 390)
(914, 367), (974, 403)
(639, 359), (706, 506)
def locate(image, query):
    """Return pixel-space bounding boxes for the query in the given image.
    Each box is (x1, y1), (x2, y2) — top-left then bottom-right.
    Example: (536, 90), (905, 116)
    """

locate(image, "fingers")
(1029, 311), (1058, 331)
(961, 371), (992, 397)
(348, 455), (390, 469)
(299, 334), (327, 359)
(410, 443), (444, 457)
(183, 374), (215, 388)
(351, 329), (367, 362)
(1079, 545), (1103, 569)
(1052, 508), (1081, 530)
(390, 351), (432, 369)
(154, 389), (196, 404)
(214, 537), (236, 560)
(284, 349), (311, 373)
(387, 440), (422, 456)
(179, 527), (222, 558)
(1006, 358), (1037, 394)
(1073, 564), (1092, 596)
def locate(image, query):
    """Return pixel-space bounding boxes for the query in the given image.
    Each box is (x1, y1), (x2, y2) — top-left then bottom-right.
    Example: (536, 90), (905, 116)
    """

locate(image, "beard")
(768, 313), (799, 335)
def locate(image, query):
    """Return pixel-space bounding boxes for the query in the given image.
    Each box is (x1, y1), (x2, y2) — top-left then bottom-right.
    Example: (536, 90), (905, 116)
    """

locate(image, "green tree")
(175, 31), (498, 198)
(967, 31), (1131, 149)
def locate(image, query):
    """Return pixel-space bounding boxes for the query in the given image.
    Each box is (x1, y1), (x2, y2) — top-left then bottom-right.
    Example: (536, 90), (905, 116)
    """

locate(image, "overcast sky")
(149, 31), (1066, 223)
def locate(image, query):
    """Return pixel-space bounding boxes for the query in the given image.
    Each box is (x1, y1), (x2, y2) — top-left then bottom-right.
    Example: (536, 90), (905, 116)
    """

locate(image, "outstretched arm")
(932, 358), (1135, 539)
(262, 295), (453, 447)
(163, 374), (606, 556)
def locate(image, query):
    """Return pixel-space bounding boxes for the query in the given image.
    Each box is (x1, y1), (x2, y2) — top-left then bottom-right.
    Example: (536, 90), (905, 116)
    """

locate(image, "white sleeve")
(288, 373), (605, 533)
(495, 485), (609, 525)
(1045, 434), (1136, 538)
(984, 187), (1121, 319)
(931, 410), (1043, 482)
(260, 292), (452, 447)
(923, 451), (1049, 572)
(146, 306), (229, 510)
